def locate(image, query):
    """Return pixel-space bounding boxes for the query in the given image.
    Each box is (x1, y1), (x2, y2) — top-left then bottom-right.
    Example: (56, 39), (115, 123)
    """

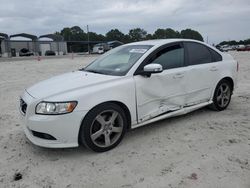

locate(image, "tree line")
(218, 39), (250, 46)
(56, 26), (204, 43)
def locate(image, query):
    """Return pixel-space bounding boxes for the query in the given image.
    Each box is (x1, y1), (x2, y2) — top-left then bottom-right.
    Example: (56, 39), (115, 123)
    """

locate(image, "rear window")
(186, 42), (212, 65)
(209, 48), (222, 62)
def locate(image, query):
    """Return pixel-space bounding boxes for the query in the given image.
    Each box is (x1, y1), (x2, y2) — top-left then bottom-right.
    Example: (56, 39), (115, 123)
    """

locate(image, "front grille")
(20, 98), (27, 115)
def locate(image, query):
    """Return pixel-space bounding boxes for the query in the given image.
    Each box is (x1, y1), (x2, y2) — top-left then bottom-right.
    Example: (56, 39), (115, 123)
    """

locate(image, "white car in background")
(92, 43), (109, 54)
(220, 45), (233, 52)
(20, 39), (238, 152)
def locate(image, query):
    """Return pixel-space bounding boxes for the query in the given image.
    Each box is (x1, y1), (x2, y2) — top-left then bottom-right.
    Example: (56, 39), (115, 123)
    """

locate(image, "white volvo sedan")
(19, 39), (238, 152)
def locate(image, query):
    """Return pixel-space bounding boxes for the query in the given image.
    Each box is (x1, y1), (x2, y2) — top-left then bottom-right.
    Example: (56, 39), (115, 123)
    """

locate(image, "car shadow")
(25, 106), (216, 158)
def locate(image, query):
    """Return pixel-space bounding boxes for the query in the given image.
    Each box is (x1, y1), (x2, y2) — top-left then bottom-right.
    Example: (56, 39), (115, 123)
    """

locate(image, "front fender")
(46, 76), (137, 125)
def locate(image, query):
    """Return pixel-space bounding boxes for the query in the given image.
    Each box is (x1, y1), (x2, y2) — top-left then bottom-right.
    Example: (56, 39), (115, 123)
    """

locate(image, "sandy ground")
(0, 52), (250, 188)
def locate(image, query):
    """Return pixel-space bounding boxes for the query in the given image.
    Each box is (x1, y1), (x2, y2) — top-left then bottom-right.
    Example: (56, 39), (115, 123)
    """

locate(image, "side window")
(209, 48), (222, 62)
(186, 42), (212, 65)
(150, 44), (184, 70)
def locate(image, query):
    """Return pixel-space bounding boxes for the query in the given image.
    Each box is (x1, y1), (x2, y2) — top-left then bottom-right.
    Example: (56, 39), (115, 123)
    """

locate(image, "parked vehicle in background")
(220, 45), (233, 52)
(107, 41), (123, 49)
(19, 48), (34, 56)
(92, 43), (109, 54)
(236, 45), (245, 51)
(98, 46), (104, 54)
(92, 41), (123, 54)
(45, 50), (56, 56)
(231, 45), (238, 50)
(20, 39), (238, 152)
(237, 45), (250, 51)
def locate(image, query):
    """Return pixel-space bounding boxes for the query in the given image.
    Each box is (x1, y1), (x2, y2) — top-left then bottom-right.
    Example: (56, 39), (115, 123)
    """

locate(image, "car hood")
(26, 71), (118, 99)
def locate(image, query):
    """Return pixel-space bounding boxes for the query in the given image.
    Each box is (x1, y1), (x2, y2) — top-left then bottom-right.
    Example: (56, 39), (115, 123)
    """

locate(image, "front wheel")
(79, 103), (127, 152)
(209, 80), (232, 111)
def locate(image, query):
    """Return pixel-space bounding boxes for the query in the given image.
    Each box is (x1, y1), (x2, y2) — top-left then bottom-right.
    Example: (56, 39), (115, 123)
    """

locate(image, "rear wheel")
(79, 103), (127, 152)
(210, 80), (232, 111)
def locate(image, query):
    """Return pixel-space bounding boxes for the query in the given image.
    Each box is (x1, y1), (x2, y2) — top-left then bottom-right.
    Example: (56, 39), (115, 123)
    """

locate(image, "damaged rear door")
(134, 43), (187, 123)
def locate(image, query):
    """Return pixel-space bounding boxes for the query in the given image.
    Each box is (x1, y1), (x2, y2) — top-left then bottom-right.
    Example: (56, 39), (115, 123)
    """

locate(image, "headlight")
(36, 101), (77, 115)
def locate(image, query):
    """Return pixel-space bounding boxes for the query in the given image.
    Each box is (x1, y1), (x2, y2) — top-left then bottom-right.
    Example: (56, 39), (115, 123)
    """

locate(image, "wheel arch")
(220, 77), (234, 91)
(78, 101), (132, 144)
(210, 76), (235, 102)
(209, 76), (234, 111)
(110, 101), (132, 130)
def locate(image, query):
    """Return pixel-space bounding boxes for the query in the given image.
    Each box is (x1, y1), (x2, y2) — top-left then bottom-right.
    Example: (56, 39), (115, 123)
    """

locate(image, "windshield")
(84, 45), (153, 76)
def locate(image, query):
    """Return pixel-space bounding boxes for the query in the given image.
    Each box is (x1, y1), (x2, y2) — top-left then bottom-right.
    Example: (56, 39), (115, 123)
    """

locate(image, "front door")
(134, 43), (187, 123)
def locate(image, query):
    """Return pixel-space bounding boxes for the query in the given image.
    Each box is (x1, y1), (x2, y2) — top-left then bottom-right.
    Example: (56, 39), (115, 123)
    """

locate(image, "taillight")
(237, 61), (239, 72)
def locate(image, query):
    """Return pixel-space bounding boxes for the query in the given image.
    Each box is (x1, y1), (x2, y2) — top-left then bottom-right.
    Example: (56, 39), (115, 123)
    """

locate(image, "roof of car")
(126, 39), (204, 46)
(123, 39), (223, 56)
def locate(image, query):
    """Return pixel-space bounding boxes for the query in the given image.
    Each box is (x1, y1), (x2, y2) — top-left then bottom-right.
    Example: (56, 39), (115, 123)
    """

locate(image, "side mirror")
(143, 64), (163, 75)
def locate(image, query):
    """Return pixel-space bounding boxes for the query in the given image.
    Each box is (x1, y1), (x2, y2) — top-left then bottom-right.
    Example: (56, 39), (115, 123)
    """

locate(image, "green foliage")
(153, 29), (166, 39)
(180, 29), (203, 41)
(146, 34), (154, 40)
(56, 26), (206, 52)
(71, 26), (84, 35)
(88, 32), (105, 41)
(153, 28), (180, 39)
(166, 28), (181, 38)
(128, 28), (147, 42)
(106, 29), (125, 42)
(151, 28), (203, 41)
(57, 26), (204, 43)
(60, 27), (85, 41)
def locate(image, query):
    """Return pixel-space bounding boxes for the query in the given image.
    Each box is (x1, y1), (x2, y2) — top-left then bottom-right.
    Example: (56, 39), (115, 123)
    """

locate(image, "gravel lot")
(0, 52), (250, 188)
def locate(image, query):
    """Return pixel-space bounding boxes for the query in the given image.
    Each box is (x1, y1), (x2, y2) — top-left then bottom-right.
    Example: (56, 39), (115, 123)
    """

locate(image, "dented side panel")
(134, 67), (187, 122)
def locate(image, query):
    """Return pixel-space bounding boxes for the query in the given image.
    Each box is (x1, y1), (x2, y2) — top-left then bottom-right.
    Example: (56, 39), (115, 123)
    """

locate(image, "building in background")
(0, 33), (67, 57)
(0, 32), (124, 57)
(0, 33), (9, 57)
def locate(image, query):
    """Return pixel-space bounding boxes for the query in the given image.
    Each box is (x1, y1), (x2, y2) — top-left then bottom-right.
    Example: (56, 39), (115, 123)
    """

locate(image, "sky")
(0, 0), (249, 44)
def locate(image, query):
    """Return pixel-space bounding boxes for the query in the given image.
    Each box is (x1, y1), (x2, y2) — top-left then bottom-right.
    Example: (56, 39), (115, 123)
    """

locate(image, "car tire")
(209, 79), (232, 111)
(79, 103), (127, 152)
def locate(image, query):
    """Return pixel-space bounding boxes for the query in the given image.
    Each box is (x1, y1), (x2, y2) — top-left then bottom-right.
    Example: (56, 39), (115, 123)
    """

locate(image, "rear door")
(184, 42), (221, 106)
(134, 43), (187, 122)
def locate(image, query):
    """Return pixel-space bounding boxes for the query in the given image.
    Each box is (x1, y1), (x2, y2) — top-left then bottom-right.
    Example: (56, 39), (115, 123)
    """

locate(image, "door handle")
(173, 73), (184, 79)
(210, 66), (218, 71)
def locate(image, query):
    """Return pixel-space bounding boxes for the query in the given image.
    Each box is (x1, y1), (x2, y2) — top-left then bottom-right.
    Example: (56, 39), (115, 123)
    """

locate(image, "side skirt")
(131, 101), (213, 129)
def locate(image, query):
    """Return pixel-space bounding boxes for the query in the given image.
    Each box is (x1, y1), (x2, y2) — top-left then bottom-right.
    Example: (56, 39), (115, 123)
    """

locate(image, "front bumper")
(20, 91), (87, 148)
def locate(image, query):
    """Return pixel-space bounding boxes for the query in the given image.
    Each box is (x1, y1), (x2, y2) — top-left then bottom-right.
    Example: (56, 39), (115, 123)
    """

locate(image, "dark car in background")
(19, 48), (34, 56)
(45, 50), (56, 56)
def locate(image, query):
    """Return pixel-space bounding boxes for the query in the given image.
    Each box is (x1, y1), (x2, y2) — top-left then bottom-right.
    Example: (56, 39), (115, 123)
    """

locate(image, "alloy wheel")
(216, 83), (231, 108)
(90, 110), (124, 148)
